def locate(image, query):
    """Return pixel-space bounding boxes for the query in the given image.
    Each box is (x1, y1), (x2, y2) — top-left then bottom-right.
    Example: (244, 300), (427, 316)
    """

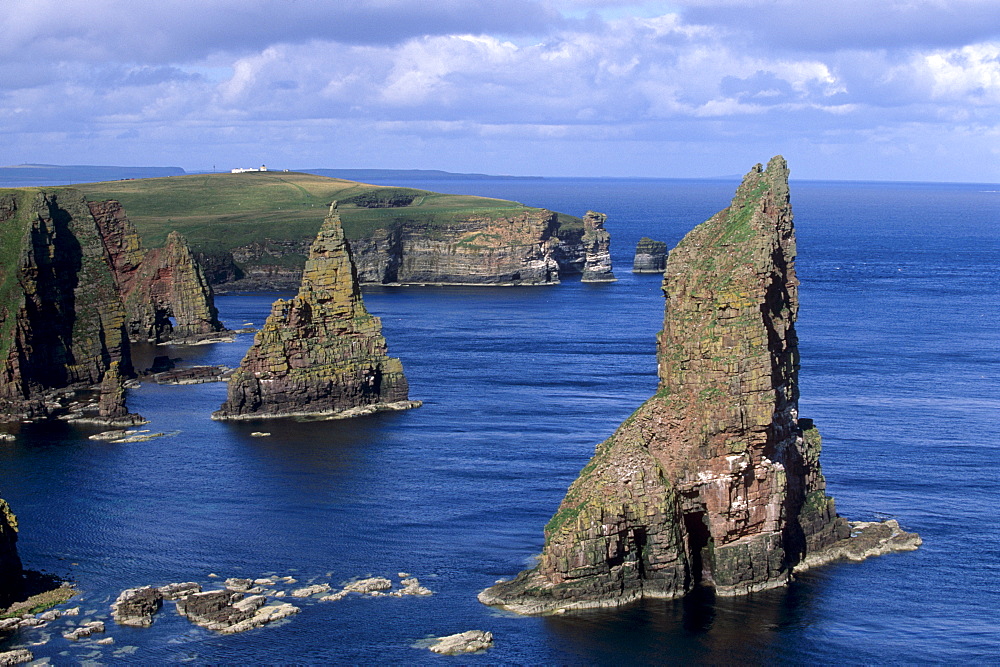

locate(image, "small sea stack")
(214, 203), (418, 420)
(479, 157), (919, 615)
(632, 237), (667, 273)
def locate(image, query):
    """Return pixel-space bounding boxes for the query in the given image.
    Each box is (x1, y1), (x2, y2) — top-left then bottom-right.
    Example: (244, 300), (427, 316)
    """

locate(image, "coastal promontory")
(478, 157), (919, 614)
(214, 203), (418, 420)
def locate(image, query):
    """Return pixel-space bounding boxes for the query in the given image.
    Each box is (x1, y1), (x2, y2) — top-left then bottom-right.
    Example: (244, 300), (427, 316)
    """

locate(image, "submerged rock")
(632, 237), (667, 273)
(479, 157), (920, 615)
(214, 203), (419, 420)
(427, 630), (493, 655)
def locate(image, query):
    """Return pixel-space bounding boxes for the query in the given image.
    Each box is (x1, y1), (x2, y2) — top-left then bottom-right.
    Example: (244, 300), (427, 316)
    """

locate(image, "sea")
(1, 177), (997, 664)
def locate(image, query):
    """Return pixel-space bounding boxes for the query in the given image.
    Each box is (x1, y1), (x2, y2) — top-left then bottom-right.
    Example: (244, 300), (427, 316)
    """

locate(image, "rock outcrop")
(0, 189), (132, 420)
(95, 360), (146, 425)
(214, 203), (419, 420)
(632, 237), (667, 273)
(479, 157), (919, 614)
(0, 497), (23, 606)
(579, 211), (616, 282)
(90, 200), (226, 343)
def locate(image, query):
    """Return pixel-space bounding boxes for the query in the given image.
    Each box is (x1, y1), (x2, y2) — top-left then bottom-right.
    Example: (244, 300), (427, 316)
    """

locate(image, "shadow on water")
(541, 579), (829, 665)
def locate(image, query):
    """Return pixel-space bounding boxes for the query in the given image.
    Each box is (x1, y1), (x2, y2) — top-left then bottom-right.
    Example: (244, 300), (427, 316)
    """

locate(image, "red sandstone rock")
(479, 157), (919, 614)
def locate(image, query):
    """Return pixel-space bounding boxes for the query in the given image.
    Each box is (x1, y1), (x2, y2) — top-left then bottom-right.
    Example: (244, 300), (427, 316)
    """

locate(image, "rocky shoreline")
(0, 569), (459, 663)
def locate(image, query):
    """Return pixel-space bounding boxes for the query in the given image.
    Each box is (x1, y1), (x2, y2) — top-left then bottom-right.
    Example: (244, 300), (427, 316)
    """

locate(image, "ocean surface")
(1, 177), (998, 664)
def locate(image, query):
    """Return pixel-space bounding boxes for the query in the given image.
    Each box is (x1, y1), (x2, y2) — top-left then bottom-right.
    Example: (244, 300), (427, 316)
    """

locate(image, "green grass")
(74, 171), (577, 255)
(0, 190), (37, 361)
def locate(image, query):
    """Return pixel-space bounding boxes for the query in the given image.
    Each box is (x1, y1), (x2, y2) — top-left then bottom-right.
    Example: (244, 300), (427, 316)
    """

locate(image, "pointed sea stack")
(90, 200), (226, 343)
(214, 203), (419, 420)
(632, 237), (667, 273)
(580, 211), (616, 282)
(479, 157), (919, 614)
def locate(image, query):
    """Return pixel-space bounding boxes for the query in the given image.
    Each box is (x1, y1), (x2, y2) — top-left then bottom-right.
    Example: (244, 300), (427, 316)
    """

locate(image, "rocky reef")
(215, 203), (419, 420)
(632, 237), (667, 273)
(0, 189), (133, 420)
(479, 157), (919, 614)
(579, 211), (616, 282)
(0, 496), (23, 606)
(90, 200), (225, 343)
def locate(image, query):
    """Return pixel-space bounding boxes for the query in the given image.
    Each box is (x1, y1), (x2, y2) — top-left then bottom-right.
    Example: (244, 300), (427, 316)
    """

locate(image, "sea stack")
(479, 157), (919, 614)
(214, 203), (418, 420)
(91, 200), (226, 343)
(580, 211), (616, 282)
(632, 237), (667, 273)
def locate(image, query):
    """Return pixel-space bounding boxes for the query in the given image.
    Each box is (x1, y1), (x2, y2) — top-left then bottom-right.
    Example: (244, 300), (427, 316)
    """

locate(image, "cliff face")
(632, 237), (667, 273)
(479, 157), (918, 614)
(0, 496), (23, 606)
(579, 211), (616, 282)
(215, 203), (418, 420)
(0, 190), (132, 419)
(91, 201), (225, 342)
(212, 212), (594, 289)
(349, 210), (562, 285)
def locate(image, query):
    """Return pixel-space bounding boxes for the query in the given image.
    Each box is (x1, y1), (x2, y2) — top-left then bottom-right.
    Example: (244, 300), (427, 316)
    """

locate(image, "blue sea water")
(1, 178), (998, 664)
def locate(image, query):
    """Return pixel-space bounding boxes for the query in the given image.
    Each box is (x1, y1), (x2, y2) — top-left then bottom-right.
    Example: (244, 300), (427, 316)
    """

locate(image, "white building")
(231, 165), (268, 174)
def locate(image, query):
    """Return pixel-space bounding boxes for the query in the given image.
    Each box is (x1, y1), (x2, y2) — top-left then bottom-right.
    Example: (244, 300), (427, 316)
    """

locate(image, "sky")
(2, 0), (999, 181)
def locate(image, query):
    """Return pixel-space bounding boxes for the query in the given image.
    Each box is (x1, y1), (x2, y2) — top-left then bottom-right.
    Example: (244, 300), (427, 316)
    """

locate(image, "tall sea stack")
(580, 211), (616, 282)
(215, 203), (418, 420)
(479, 157), (919, 614)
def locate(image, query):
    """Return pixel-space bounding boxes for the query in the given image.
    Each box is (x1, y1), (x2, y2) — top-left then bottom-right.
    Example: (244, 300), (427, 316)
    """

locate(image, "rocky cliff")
(214, 203), (419, 420)
(632, 237), (667, 273)
(479, 157), (919, 614)
(90, 201), (225, 342)
(343, 210), (564, 285)
(579, 211), (616, 282)
(212, 212), (594, 290)
(0, 189), (132, 420)
(0, 496), (23, 606)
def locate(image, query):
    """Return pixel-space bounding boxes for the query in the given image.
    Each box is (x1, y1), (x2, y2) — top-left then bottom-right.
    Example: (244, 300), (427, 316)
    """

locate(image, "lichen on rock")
(214, 202), (419, 420)
(478, 157), (919, 615)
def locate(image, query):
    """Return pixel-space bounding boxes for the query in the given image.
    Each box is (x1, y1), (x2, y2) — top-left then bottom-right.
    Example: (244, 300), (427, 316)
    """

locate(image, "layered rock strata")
(93, 361), (146, 425)
(214, 203), (418, 420)
(579, 211), (616, 282)
(479, 157), (919, 614)
(0, 190), (133, 420)
(632, 237), (667, 273)
(212, 212), (597, 289)
(349, 210), (562, 285)
(91, 200), (225, 343)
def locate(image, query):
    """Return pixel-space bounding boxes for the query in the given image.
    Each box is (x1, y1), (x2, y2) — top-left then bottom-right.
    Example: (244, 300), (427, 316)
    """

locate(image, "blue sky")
(2, 0), (998, 181)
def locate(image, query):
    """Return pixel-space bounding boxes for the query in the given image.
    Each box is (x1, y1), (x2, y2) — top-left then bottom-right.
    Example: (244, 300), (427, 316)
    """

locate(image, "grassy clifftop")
(76, 171), (580, 255)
